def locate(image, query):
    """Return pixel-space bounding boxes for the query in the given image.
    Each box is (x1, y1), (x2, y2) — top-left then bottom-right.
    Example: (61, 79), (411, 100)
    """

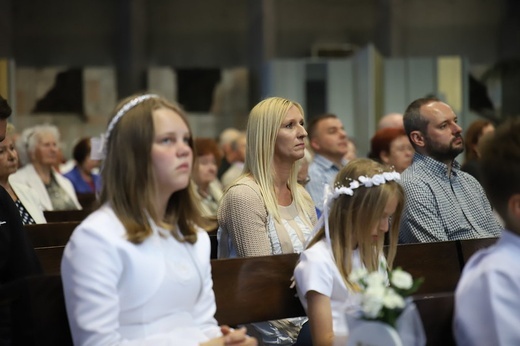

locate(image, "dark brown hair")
(72, 137), (92, 164)
(0, 95), (12, 119)
(306, 113), (339, 140)
(403, 97), (441, 148)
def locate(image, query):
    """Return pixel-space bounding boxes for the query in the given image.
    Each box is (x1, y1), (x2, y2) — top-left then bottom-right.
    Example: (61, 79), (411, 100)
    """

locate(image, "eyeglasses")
(297, 176), (311, 186)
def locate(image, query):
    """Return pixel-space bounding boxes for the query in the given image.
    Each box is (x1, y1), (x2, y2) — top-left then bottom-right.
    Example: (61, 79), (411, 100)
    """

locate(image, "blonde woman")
(218, 97), (317, 345)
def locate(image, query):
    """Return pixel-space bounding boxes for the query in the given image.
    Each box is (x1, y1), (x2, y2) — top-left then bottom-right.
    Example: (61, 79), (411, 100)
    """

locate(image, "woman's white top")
(61, 205), (221, 346)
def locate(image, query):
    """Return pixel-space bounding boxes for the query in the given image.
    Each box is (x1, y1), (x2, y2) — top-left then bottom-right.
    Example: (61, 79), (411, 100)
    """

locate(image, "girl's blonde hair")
(99, 94), (211, 244)
(241, 96), (314, 222)
(307, 158), (404, 289)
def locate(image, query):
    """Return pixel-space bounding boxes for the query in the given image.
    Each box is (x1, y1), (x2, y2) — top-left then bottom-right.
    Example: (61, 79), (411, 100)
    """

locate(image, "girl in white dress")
(61, 94), (256, 346)
(294, 158), (404, 346)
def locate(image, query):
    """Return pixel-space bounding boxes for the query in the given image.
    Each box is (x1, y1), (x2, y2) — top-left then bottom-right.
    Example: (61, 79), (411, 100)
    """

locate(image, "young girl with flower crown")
(293, 158), (404, 346)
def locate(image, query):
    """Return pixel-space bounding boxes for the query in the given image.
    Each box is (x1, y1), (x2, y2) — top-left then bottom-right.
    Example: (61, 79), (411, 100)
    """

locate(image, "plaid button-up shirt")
(399, 153), (502, 243)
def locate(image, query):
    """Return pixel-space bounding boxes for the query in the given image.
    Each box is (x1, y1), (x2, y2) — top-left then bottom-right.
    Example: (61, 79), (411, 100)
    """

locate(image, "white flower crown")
(326, 171), (401, 203)
(311, 171), (401, 248)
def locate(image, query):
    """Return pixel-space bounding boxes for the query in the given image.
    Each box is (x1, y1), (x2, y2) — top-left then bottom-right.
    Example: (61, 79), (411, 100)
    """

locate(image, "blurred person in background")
(10, 124), (81, 211)
(63, 137), (102, 194)
(192, 137), (224, 224)
(378, 112), (404, 129)
(461, 119), (495, 183)
(220, 132), (246, 189)
(217, 127), (241, 180)
(343, 138), (358, 162)
(0, 123), (46, 224)
(369, 127), (414, 173)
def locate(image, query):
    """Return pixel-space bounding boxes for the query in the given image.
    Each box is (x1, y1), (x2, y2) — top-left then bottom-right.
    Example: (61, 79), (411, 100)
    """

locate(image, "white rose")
(349, 267), (368, 284)
(391, 269), (413, 290)
(372, 174), (385, 186)
(362, 285), (385, 318)
(365, 271), (386, 287)
(358, 175), (372, 187)
(383, 288), (405, 309)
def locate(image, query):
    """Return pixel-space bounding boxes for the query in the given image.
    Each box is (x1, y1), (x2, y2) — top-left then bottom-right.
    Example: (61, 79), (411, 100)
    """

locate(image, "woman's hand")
(200, 326), (257, 346)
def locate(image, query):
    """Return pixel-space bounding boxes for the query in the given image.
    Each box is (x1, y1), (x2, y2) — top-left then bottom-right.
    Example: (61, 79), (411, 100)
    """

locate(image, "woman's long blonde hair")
(99, 94), (210, 244)
(240, 96), (314, 222)
(307, 158), (404, 289)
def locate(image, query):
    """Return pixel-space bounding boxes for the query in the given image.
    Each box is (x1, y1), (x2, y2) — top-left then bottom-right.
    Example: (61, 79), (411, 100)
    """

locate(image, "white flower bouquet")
(349, 267), (423, 328)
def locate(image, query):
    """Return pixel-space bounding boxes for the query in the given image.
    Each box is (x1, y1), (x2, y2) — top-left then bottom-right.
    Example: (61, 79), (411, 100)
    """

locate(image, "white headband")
(311, 171), (401, 247)
(91, 94), (160, 160)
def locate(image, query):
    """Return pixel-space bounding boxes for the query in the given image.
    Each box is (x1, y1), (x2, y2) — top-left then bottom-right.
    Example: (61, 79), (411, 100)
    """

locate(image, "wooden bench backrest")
(458, 237), (498, 267)
(5, 255), (303, 344)
(44, 209), (91, 223)
(76, 193), (97, 210)
(211, 253), (305, 326)
(413, 292), (456, 346)
(34, 246), (66, 275)
(24, 238), (498, 342)
(25, 221), (79, 248)
(392, 241), (462, 294)
(10, 242), (472, 344)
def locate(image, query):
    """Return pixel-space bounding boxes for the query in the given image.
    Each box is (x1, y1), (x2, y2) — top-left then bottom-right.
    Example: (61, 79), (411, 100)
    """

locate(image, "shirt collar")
(412, 152), (461, 177)
(313, 154), (345, 171)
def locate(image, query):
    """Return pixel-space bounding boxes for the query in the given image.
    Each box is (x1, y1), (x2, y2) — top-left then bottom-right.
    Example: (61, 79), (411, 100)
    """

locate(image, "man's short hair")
(306, 113), (339, 140)
(480, 117), (520, 217)
(0, 95), (12, 119)
(403, 97), (441, 137)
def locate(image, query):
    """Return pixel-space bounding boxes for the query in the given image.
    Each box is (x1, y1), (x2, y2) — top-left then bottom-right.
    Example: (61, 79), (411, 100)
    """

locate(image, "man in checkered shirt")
(398, 97), (501, 243)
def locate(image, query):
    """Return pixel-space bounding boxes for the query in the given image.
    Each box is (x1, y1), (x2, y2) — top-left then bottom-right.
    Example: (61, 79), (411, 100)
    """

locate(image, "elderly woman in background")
(63, 137), (101, 194)
(0, 123), (46, 224)
(218, 96), (317, 345)
(368, 127), (414, 173)
(10, 124), (81, 211)
(192, 137), (224, 220)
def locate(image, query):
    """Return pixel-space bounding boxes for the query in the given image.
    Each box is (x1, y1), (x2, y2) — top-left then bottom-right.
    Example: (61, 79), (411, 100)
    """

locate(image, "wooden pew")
(76, 193), (97, 210)
(43, 209), (91, 222)
(391, 241), (462, 294)
(34, 246), (66, 275)
(413, 292), (456, 346)
(1, 246), (464, 345)
(25, 221), (79, 248)
(212, 253), (305, 326)
(0, 255), (304, 345)
(458, 237), (498, 267)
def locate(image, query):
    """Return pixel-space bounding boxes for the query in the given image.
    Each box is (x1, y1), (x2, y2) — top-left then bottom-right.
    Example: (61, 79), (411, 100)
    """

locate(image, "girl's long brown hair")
(99, 94), (211, 244)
